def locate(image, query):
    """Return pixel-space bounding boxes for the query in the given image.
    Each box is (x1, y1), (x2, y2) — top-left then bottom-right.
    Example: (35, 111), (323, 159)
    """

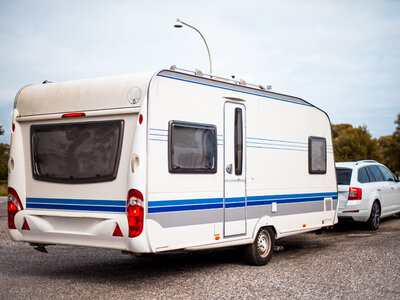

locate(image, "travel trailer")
(8, 67), (338, 265)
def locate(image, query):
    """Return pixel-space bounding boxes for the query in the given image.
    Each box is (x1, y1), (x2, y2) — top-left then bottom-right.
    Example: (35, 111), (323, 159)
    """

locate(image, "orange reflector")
(22, 218), (30, 230)
(113, 223), (123, 237)
(61, 112), (86, 118)
(215, 235), (220, 241)
(302, 224), (306, 228)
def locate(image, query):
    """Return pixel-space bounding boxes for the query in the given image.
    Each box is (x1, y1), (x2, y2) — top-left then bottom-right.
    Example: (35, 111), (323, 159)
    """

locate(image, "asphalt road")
(0, 196), (6, 217)
(0, 206), (399, 299)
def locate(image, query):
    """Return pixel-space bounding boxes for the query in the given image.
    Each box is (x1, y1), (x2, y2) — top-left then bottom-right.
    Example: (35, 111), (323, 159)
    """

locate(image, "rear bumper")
(337, 208), (370, 222)
(8, 209), (150, 253)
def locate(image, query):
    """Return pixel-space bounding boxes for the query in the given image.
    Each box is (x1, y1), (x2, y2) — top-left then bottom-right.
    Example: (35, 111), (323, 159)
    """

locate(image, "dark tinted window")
(365, 167), (376, 182)
(357, 167), (370, 183)
(336, 168), (352, 185)
(31, 120), (124, 183)
(234, 108), (243, 175)
(309, 136), (326, 174)
(378, 165), (395, 181)
(368, 165), (384, 181)
(169, 121), (217, 173)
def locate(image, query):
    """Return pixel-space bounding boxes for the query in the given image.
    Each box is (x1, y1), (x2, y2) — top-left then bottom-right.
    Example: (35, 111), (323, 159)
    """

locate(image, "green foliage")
(378, 114), (400, 173)
(332, 123), (382, 162)
(0, 143), (9, 180)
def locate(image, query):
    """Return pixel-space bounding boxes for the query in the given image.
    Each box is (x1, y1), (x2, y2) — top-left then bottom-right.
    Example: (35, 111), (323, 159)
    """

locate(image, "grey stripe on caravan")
(147, 200), (338, 228)
(158, 70), (310, 106)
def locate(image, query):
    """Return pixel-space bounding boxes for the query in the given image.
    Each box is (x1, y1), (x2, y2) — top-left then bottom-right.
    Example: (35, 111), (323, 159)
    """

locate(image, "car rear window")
(336, 168), (352, 185)
(31, 120), (124, 183)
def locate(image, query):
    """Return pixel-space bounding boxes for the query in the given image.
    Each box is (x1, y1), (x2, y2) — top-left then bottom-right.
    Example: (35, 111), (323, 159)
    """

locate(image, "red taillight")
(348, 187), (362, 200)
(127, 189), (144, 238)
(138, 114), (143, 125)
(61, 112), (86, 118)
(8, 187), (23, 229)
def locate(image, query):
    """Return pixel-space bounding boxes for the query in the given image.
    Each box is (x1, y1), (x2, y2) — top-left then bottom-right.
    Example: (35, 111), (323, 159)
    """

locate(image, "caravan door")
(224, 102), (246, 237)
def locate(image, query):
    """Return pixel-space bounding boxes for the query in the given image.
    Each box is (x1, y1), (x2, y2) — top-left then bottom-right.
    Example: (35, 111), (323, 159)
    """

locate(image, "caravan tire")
(244, 227), (275, 266)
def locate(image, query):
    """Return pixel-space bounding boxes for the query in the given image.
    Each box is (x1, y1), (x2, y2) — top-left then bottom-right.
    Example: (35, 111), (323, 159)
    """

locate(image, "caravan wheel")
(244, 227), (275, 266)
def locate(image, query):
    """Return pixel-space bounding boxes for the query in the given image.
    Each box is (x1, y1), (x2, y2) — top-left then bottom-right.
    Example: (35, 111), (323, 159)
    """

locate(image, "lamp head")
(174, 19), (183, 28)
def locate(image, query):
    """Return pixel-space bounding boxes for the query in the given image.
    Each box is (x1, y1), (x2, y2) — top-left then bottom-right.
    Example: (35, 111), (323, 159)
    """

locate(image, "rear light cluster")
(8, 188), (23, 229)
(127, 189), (144, 238)
(348, 187), (362, 200)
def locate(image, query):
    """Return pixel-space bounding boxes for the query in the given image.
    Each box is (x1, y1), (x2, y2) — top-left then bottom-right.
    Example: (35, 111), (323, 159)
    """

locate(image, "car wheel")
(366, 201), (380, 230)
(244, 227), (275, 265)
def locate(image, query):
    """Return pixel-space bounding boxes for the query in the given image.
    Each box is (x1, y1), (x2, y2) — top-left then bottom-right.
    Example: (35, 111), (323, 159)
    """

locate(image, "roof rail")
(355, 160), (377, 165)
(169, 65), (272, 92)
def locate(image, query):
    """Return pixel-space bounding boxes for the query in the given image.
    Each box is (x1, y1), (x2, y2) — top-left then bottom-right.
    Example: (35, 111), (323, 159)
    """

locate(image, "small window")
(308, 136), (326, 174)
(357, 167), (370, 183)
(378, 165), (395, 181)
(336, 168), (352, 185)
(367, 165), (384, 182)
(168, 121), (217, 173)
(234, 108), (243, 175)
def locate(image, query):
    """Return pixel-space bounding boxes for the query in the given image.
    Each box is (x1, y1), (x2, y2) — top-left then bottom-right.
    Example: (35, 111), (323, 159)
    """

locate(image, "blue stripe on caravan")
(26, 203), (125, 213)
(148, 192), (337, 214)
(27, 197), (125, 207)
(157, 74), (312, 107)
(26, 198), (125, 212)
(149, 203), (223, 213)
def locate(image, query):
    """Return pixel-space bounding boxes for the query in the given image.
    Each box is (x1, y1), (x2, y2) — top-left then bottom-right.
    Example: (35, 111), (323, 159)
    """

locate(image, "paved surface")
(0, 210), (399, 299)
(0, 197), (6, 217)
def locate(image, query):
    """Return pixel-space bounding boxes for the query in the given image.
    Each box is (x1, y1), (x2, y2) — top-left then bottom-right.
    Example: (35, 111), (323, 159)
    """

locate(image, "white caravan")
(8, 67), (338, 265)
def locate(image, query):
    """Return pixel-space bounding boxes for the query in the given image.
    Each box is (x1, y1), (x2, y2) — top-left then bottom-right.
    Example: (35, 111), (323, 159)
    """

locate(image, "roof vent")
(42, 80), (53, 84)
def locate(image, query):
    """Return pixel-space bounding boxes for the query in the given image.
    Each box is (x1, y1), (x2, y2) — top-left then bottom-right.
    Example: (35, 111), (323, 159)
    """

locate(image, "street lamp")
(174, 18), (212, 74)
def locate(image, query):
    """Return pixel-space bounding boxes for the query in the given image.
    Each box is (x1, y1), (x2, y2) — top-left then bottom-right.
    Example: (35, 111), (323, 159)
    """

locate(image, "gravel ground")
(0, 214), (399, 299)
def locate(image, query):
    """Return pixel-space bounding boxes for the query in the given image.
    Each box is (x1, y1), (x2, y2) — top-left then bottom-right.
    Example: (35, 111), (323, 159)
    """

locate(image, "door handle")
(226, 164), (233, 174)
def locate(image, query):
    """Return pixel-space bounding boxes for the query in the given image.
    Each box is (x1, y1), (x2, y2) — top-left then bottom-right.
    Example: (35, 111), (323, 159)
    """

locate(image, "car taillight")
(348, 187), (362, 200)
(127, 189), (144, 238)
(8, 187), (23, 229)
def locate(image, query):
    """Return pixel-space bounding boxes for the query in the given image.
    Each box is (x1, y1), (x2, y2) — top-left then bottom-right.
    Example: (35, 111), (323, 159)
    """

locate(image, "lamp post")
(174, 19), (212, 74)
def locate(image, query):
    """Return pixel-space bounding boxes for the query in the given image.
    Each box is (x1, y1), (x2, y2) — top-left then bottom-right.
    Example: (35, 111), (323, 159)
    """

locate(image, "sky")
(0, 0), (399, 143)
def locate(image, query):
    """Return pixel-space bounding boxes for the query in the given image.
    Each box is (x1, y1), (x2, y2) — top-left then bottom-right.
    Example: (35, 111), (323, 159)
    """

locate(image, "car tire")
(244, 227), (275, 266)
(366, 201), (380, 230)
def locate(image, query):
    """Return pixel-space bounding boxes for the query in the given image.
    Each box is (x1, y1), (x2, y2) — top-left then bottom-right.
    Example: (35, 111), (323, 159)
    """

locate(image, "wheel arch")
(252, 215), (278, 241)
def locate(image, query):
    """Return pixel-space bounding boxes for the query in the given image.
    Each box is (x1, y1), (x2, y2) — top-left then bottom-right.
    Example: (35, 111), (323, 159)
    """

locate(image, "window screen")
(308, 136), (326, 174)
(31, 120), (124, 183)
(234, 108), (243, 175)
(168, 121), (217, 173)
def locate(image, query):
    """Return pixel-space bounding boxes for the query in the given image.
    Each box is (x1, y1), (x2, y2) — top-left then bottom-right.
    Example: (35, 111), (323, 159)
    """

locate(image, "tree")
(332, 123), (382, 162)
(0, 143), (9, 180)
(0, 126), (8, 180)
(378, 114), (400, 173)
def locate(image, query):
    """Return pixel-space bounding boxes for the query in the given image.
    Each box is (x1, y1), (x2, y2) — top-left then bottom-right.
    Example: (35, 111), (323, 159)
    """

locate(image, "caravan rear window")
(31, 120), (124, 183)
(308, 136), (326, 174)
(168, 121), (217, 173)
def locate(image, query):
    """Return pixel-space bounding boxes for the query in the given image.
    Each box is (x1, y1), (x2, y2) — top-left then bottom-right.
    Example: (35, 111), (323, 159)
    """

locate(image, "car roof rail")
(355, 160), (377, 165)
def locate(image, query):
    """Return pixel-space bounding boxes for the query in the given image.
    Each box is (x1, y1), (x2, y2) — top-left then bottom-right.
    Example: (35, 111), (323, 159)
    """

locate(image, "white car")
(336, 160), (400, 229)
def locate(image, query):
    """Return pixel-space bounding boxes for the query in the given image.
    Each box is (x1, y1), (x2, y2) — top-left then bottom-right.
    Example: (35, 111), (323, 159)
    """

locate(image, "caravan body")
(8, 68), (338, 264)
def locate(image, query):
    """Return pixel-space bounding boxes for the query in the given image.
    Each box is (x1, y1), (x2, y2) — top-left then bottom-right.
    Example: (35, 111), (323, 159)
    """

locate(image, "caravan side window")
(308, 136), (326, 174)
(168, 121), (217, 174)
